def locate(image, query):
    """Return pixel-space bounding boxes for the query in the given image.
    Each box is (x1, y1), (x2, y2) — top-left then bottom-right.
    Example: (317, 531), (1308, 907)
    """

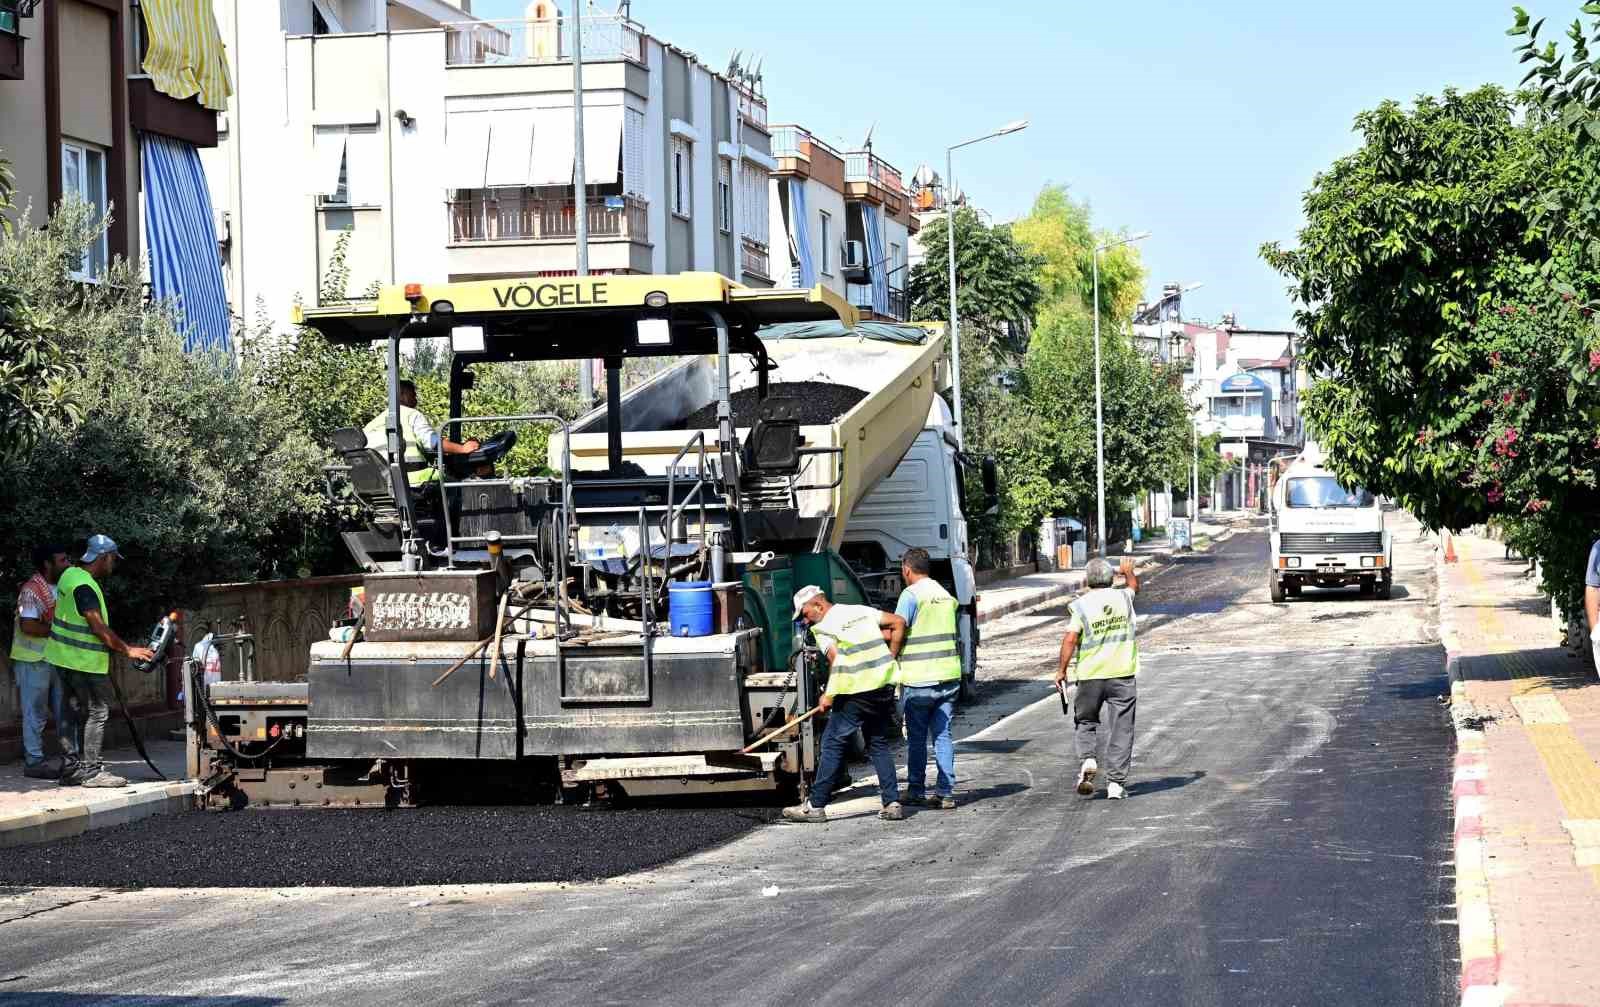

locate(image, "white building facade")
(204, 1), (773, 333)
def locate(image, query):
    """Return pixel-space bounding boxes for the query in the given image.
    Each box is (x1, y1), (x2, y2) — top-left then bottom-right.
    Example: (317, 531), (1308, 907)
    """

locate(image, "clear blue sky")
(474, 1), (1529, 329)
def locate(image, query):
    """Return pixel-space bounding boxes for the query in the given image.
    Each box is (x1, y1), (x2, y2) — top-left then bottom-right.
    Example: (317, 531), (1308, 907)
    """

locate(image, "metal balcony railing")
(448, 193), (648, 244)
(444, 14), (646, 67)
(847, 283), (910, 321)
(845, 151), (905, 195)
(736, 89), (767, 130)
(740, 236), (770, 279)
(771, 125), (809, 159)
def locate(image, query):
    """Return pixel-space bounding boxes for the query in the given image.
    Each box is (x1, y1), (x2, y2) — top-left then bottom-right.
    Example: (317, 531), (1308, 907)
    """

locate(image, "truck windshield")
(1286, 477), (1374, 509)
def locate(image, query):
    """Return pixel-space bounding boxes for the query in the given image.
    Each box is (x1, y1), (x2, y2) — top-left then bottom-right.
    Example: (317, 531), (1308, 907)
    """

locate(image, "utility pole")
(572, 4), (594, 406)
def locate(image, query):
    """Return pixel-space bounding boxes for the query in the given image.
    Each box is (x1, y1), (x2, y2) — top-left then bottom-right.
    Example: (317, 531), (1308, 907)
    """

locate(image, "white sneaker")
(1075, 758), (1098, 796)
(1107, 781), (1127, 800)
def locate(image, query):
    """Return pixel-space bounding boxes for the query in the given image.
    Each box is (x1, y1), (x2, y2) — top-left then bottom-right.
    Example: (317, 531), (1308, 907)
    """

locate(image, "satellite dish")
(862, 121), (876, 150)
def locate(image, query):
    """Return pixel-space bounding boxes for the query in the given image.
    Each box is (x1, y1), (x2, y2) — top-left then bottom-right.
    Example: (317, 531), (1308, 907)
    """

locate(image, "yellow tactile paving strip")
(1464, 563), (1600, 886)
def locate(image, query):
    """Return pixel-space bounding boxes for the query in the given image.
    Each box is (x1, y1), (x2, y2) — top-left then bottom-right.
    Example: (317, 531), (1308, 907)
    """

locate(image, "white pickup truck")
(1269, 457), (1392, 602)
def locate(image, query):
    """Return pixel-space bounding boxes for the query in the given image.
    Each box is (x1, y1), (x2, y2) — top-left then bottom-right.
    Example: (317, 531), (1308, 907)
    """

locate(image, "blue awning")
(141, 132), (231, 353)
(860, 202), (888, 315)
(787, 179), (817, 288)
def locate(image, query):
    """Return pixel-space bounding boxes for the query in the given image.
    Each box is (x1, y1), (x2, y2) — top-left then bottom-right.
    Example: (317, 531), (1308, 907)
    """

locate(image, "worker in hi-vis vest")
(363, 379), (481, 487)
(1055, 556), (1141, 800)
(893, 547), (963, 810)
(783, 585), (908, 823)
(45, 535), (155, 788)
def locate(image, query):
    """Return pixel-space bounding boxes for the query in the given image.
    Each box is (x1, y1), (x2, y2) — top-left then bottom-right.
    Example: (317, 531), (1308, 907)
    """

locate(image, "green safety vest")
(897, 577), (961, 686)
(1068, 587), (1139, 681)
(44, 566), (110, 675)
(815, 605), (899, 697)
(9, 582), (50, 665)
(364, 404), (438, 486)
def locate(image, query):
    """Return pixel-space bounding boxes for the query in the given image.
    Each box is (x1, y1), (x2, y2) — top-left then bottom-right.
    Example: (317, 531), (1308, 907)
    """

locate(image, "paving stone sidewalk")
(0, 739), (192, 848)
(1441, 531), (1600, 1007)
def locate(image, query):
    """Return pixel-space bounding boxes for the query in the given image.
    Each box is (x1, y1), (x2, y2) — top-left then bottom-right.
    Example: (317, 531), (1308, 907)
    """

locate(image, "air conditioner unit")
(841, 239), (866, 281)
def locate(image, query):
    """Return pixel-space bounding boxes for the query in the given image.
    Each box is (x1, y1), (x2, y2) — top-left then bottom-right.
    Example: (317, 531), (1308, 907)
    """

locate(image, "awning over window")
(483, 109), (535, 187)
(528, 107), (574, 186)
(581, 105), (623, 185)
(445, 110), (492, 189)
(309, 126), (346, 196)
(141, 132), (231, 352)
(138, 0), (233, 112)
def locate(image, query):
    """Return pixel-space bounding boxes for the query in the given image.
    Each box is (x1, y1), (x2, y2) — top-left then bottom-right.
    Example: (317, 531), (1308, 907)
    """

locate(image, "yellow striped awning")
(138, 0), (233, 113)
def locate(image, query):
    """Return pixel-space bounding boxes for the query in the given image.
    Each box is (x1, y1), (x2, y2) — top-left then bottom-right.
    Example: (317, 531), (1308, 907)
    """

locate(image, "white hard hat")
(792, 584), (824, 618)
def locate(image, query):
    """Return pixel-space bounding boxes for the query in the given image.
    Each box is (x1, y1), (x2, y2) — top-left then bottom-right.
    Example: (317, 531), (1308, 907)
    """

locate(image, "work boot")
(933, 795), (957, 810)
(57, 759), (85, 786)
(1106, 781), (1127, 801)
(1075, 758), (1098, 796)
(879, 801), (905, 821)
(78, 767), (127, 788)
(782, 801), (828, 823)
(23, 759), (59, 780)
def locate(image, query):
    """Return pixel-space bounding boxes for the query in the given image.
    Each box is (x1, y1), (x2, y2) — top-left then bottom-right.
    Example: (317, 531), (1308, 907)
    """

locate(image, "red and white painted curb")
(1446, 649), (1502, 1007)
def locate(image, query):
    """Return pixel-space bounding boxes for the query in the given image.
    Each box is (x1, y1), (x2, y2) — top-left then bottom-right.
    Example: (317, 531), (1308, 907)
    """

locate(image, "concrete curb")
(0, 781), (197, 849)
(1436, 538), (1504, 1007)
(975, 525), (1241, 628)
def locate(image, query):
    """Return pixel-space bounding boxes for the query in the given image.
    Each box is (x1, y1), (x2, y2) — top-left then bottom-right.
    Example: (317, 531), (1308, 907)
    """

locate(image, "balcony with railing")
(444, 14), (646, 67)
(847, 282), (910, 322)
(845, 151), (906, 213)
(771, 124), (845, 189)
(448, 191), (649, 244)
(735, 87), (767, 131)
(740, 236), (770, 280)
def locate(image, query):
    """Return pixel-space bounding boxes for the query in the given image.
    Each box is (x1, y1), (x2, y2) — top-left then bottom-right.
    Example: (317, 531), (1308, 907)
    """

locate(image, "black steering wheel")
(470, 429), (517, 465)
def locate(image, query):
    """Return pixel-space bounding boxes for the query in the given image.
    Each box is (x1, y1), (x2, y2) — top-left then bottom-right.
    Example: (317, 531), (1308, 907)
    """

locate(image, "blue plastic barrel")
(668, 580), (714, 637)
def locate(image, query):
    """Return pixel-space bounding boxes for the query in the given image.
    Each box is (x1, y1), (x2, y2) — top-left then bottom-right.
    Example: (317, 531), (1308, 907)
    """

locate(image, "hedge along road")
(0, 520), (1456, 1005)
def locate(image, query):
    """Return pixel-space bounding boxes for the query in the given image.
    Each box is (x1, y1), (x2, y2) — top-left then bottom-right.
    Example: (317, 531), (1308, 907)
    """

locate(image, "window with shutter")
(671, 136), (691, 217)
(623, 108), (646, 196)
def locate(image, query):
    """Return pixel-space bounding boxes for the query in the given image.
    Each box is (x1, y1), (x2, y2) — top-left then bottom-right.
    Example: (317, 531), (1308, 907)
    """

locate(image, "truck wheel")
(1286, 579), (1301, 598)
(1270, 573), (1286, 603)
(1376, 574), (1392, 601)
(1360, 579), (1376, 598)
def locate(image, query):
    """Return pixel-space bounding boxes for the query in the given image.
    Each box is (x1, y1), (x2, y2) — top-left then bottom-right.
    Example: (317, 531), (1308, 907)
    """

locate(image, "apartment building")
(0, 0), (231, 350)
(207, 0), (775, 333)
(768, 123), (915, 321)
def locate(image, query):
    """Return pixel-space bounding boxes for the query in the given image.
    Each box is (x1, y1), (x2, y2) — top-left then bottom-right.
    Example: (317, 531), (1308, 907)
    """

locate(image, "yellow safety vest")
(44, 567), (111, 675)
(898, 577), (961, 686)
(9, 580), (51, 665)
(364, 404), (438, 486)
(814, 605), (898, 697)
(1068, 587), (1139, 681)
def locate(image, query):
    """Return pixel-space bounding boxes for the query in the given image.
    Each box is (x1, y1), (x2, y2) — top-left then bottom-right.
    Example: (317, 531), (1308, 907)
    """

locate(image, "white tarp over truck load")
(551, 321), (942, 551)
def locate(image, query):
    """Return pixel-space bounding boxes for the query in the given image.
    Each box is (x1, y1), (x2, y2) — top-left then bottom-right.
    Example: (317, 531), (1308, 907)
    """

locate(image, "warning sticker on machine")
(369, 591), (473, 632)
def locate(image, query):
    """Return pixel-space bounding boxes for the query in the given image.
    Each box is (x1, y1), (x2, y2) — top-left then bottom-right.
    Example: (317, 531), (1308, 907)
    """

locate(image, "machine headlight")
(1361, 556), (1376, 568)
(1286, 557), (1301, 568)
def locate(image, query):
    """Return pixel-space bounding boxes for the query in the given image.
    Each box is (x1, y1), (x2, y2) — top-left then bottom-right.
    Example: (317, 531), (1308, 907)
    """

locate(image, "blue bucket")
(668, 580), (714, 637)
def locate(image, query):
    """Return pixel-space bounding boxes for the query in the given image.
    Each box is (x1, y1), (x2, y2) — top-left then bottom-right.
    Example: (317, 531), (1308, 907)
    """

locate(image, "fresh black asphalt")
(0, 528), (1457, 1006)
(0, 805), (777, 888)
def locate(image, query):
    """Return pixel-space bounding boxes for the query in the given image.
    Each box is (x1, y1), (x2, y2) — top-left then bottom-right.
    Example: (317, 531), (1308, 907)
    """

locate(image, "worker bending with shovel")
(1054, 556), (1140, 800)
(783, 585), (907, 823)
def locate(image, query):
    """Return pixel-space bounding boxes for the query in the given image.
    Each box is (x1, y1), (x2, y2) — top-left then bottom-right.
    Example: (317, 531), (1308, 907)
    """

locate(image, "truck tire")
(1270, 572), (1286, 603)
(1286, 578), (1301, 598)
(1360, 579), (1376, 598)
(1376, 573), (1392, 600)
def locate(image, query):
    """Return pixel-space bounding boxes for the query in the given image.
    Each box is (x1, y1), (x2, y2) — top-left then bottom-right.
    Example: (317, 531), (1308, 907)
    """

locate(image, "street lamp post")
(1092, 231), (1151, 557)
(946, 119), (1027, 449)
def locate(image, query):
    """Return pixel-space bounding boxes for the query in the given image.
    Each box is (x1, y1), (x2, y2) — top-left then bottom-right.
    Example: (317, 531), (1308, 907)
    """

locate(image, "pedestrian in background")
(1583, 538), (1600, 670)
(11, 544), (70, 778)
(1054, 556), (1141, 800)
(45, 535), (154, 788)
(895, 547), (962, 810)
(783, 585), (907, 823)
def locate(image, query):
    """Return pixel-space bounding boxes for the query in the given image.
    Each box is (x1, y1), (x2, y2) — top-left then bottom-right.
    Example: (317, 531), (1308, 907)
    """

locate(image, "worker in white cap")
(783, 585), (907, 823)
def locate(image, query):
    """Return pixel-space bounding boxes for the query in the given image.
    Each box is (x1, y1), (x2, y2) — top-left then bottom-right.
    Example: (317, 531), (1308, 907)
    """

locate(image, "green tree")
(1011, 185), (1145, 328)
(908, 206), (1043, 350)
(0, 200), (324, 628)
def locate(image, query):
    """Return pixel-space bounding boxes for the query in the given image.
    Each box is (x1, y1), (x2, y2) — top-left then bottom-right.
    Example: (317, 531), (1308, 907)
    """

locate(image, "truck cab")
(1269, 455), (1391, 602)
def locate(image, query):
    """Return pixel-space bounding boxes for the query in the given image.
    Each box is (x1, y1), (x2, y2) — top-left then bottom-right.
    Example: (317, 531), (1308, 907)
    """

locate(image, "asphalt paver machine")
(190, 273), (939, 807)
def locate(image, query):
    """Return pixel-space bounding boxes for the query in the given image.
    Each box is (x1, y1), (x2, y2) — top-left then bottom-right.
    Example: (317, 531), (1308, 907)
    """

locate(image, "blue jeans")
(809, 686), (900, 810)
(903, 681), (959, 798)
(13, 659), (64, 765)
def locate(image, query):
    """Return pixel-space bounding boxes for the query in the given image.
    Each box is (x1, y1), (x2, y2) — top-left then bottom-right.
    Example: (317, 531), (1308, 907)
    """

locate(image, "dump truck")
(188, 274), (961, 808)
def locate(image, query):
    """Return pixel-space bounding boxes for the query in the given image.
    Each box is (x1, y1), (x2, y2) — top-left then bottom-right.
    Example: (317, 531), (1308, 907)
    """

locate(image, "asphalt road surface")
(0, 519), (1456, 1006)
